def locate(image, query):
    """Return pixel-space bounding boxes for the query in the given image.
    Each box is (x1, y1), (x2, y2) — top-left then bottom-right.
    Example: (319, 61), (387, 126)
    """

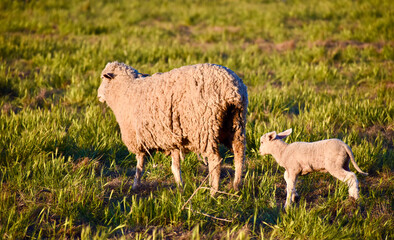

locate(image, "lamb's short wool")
(98, 62), (248, 195)
(259, 129), (368, 207)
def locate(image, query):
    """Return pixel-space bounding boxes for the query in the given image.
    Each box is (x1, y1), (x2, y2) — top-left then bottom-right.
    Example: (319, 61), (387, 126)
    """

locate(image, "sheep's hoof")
(233, 180), (243, 192)
(292, 195), (300, 203)
(210, 188), (218, 197)
(176, 183), (185, 193)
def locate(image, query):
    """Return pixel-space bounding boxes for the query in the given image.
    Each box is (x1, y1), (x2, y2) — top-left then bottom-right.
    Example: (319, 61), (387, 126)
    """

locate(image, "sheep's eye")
(103, 73), (116, 80)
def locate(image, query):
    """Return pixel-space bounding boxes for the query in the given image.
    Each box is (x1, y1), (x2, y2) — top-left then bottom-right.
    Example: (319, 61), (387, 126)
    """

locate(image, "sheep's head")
(98, 61), (143, 103)
(98, 72), (116, 103)
(259, 128), (292, 156)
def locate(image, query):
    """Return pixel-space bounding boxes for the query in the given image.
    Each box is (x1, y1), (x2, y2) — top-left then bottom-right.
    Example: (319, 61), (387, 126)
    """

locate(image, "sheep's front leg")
(208, 154), (222, 196)
(284, 170), (298, 208)
(171, 149), (183, 187)
(133, 153), (146, 190)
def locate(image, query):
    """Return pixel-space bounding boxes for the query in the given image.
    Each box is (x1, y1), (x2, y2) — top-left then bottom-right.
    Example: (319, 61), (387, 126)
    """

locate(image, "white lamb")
(259, 129), (368, 207)
(98, 62), (248, 195)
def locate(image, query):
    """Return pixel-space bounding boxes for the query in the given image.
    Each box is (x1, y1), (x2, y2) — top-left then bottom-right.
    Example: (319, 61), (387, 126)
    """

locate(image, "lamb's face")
(259, 129), (292, 156)
(259, 133), (274, 156)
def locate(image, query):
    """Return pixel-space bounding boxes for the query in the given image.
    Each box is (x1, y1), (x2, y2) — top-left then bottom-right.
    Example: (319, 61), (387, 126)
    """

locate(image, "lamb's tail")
(344, 143), (368, 176)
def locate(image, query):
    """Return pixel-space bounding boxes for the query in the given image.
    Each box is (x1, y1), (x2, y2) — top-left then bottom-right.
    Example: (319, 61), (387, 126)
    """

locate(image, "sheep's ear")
(276, 128), (292, 139)
(267, 131), (277, 141)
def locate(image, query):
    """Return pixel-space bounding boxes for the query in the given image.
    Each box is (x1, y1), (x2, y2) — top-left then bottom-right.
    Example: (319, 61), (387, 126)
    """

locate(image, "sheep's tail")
(344, 144), (368, 176)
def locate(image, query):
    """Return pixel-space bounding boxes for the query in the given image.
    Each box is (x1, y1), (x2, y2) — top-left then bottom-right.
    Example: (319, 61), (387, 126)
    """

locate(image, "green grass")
(0, 0), (393, 239)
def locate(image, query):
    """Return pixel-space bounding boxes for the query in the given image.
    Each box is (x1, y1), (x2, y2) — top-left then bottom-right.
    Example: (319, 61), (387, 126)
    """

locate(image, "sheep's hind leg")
(284, 170), (298, 208)
(232, 130), (245, 192)
(292, 190), (300, 202)
(208, 153), (222, 196)
(133, 153), (146, 190)
(171, 149), (183, 187)
(329, 169), (359, 200)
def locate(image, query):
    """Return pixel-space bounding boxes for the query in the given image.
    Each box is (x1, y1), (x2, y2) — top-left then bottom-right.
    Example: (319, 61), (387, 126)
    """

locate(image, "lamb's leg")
(133, 153), (146, 190)
(329, 169), (359, 199)
(171, 149), (183, 187)
(346, 172), (360, 199)
(208, 153), (222, 196)
(232, 129), (245, 192)
(284, 170), (298, 208)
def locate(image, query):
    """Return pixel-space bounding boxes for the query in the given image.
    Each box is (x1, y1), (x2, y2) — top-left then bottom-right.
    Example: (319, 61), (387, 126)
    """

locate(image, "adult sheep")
(98, 62), (248, 195)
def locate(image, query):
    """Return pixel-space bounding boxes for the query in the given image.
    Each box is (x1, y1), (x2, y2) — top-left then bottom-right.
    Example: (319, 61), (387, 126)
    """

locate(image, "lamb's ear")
(267, 131), (277, 141)
(276, 128), (292, 139)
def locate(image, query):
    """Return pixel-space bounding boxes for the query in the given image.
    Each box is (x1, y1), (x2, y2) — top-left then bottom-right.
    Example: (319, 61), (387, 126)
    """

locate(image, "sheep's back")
(128, 63), (247, 153)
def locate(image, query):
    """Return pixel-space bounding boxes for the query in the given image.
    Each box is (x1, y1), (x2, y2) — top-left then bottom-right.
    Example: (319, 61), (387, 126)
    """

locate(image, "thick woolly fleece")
(259, 129), (368, 208)
(98, 62), (248, 195)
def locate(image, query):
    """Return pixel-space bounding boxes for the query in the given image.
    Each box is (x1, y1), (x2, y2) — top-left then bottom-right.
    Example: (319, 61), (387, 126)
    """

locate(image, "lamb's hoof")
(348, 196), (358, 203)
(132, 182), (140, 191)
(283, 202), (291, 211)
(349, 194), (359, 200)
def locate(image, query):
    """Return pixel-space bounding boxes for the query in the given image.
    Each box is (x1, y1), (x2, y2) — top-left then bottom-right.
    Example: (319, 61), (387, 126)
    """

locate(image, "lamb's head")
(259, 128), (292, 156)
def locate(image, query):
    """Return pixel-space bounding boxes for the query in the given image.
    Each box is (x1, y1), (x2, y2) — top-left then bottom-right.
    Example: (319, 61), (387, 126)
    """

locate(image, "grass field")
(0, 0), (393, 239)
